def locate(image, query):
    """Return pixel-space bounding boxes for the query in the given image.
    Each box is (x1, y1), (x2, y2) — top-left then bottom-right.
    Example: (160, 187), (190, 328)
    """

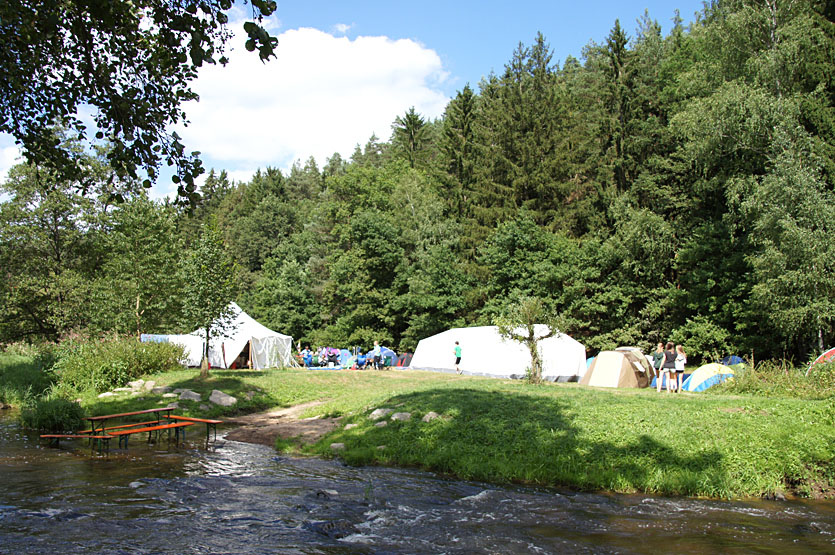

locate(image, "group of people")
(652, 342), (687, 393)
(298, 341), (385, 369)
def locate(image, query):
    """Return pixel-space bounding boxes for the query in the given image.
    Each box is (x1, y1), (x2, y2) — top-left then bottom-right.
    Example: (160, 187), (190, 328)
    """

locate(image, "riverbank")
(5, 359), (834, 500)
(82, 367), (834, 501)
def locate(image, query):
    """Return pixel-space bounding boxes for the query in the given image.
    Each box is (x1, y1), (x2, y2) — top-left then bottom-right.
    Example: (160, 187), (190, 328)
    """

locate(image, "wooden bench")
(41, 434), (113, 454)
(107, 421), (195, 449)
(163, 415), (223, 442)
(77, 420), (162, 435)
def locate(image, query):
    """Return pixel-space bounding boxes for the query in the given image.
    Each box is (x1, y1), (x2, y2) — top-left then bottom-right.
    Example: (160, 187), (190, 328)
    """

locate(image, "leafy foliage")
(0, 0), (278, 204)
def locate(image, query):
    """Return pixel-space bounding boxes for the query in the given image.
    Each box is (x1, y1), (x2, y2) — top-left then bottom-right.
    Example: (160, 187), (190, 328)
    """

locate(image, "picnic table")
(41, 407), (225, 452)
(83, 407), (195, 448)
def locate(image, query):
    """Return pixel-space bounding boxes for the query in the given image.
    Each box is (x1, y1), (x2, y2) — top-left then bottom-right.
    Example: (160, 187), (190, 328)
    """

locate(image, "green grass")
(0, 354), (54, 405)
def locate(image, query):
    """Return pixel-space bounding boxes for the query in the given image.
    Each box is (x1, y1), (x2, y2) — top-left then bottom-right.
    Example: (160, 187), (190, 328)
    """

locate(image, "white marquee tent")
(142, 303), (294, 369)
(409, 325), (587, 382)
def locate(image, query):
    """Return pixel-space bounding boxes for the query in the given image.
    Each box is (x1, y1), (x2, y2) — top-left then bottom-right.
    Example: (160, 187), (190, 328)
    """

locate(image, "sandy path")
(223, 401), (341, 446)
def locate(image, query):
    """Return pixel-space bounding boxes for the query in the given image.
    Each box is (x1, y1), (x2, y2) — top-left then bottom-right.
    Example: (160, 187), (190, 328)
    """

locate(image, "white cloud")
(333, 23), (352, 35)
(0, 143), (21, 183)
(176, 26), (450, 178)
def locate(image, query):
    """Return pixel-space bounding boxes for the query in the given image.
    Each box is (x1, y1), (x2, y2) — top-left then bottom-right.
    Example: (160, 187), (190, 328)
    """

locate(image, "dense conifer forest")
(2, 1), (834, 364)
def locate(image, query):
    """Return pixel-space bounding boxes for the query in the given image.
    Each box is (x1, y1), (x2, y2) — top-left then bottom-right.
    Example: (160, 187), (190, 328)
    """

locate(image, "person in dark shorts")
(660, 342), (676, 392)
(454, 341), (462, 374)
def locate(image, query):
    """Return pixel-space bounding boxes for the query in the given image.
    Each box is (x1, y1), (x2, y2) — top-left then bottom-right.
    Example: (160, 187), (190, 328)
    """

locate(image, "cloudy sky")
(0, 1), (705, 198)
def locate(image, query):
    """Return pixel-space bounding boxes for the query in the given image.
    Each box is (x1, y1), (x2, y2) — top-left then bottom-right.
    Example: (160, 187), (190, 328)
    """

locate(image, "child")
(674, 345), (687, 393)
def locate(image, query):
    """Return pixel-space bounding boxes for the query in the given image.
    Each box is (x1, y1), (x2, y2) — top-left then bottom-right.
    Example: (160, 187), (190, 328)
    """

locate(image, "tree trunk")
(201, 324), (210, 379)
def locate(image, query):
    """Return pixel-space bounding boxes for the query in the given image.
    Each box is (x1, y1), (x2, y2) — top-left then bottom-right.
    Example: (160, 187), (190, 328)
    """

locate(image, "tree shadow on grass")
(331, 387), (727, 495)
(84, 373), (277, 419)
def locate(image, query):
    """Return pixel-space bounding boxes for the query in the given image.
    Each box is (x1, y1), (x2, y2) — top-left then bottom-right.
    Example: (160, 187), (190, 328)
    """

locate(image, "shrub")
(52, 336), (186, 393)
(670, 316), (731, 365)
(0, 353), (55, 406)
(20, 395), (85, 432)
(712, 360), (835, 399)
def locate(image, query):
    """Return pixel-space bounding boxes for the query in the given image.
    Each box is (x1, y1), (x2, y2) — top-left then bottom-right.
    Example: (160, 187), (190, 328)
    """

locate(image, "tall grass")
(51, 336), (186, 394)
(0, 353), (55, 406)
(711, 360), (835, 399)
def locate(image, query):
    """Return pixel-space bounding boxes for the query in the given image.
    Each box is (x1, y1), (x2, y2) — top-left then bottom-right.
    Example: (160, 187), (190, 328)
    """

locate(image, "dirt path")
(223, 401), (341, 446)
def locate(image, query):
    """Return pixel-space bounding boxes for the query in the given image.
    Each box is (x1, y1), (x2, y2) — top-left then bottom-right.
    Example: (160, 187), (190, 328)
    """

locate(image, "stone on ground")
(209, 390), (237, 406)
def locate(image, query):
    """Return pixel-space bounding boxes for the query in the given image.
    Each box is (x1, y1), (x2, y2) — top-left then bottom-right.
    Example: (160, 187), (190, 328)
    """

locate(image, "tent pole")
(248, 340), (253, 369)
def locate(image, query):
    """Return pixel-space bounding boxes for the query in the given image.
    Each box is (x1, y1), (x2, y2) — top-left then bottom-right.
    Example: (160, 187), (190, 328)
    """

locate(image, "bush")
(670, 316), (732, 365)
(20, 395), (85, 432)
(712, 360), (835, 399)
(0, 353), (55, 406)
(52, 336), (186, 393)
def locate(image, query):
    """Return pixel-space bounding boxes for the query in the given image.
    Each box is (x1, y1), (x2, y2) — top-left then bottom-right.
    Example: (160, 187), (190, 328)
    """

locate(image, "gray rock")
(97, 392), (115, 398)
(391, 412), (411, 421)
(374, 421), (387, 428)
(369, 408), (393, 420)
(209, 390), (237, 407)
(199, 404), (210, 411)
(344, 423), (358, 430)
(376, 445), (386, 450)
(422, 411), (440, 422)
(152, 386), (172, 394)
(244, 391), (256, 400)
(330, 443), (346, 451)
(167, 402), (180, 409)
(113, 387), (132, 392)
(179, 390), (202, 402)
(172, 388), (186, 394)
(127, 379), (144, 389)
(143, 380), (156, 391)
(162, 393), (177, 398)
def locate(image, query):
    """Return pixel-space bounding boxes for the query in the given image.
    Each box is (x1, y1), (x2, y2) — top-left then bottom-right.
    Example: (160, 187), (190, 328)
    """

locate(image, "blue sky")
(0, 1), (706, 198)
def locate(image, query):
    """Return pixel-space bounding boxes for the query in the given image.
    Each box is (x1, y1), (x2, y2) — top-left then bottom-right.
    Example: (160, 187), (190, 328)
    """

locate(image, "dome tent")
(142, 302), (294, 370)
(579, 350), (654, 388)
(681, 363), (735, 392)
(409, 325), (587, 382)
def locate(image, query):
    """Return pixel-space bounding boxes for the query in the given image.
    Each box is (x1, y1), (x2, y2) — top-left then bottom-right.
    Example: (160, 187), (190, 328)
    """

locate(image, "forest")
(1, 0), (834, 365)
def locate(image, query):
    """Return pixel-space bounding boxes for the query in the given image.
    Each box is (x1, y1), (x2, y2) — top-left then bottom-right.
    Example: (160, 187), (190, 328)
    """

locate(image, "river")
(1, 412), (833, 554)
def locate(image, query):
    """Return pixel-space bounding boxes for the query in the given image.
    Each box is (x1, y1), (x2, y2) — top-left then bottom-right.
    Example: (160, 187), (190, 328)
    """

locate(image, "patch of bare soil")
(223, 401), (340, 447)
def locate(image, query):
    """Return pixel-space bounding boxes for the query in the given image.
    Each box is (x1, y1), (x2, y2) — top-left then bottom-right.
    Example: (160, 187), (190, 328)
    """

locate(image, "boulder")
(391, 412), (411, 421)
(422, 411), (440, 422)
(344, 423), (358, 430)
(179, 390), (202, 402)
(152, 386), (172, 394)
(330, 443), (346, 451)
(162, 393), (177, 398)
(127, 379), (144, 389)
(143, 380), (156, 391)
(209, 390), (237, 407)
(97, 392), (115, 398)
(369, 408), (393, 420)
(374, 421), (387, 428)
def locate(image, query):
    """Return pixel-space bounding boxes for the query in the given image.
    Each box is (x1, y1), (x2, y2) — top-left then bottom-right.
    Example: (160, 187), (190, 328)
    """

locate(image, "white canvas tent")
(409, 325), (587, 381)
(142, 303), (294, 369)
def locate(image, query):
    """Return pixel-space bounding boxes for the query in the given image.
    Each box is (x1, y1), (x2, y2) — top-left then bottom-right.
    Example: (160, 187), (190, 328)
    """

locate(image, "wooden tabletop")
(84, 407), (174, 421)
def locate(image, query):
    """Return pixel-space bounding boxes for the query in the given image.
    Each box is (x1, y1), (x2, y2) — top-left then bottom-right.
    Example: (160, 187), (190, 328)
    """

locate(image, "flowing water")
(1, 412), (833, 554)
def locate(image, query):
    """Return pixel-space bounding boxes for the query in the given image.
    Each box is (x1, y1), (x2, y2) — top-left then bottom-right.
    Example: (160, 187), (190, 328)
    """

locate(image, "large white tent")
(142, 303), (294, 369)
(409, 325), (587, 382)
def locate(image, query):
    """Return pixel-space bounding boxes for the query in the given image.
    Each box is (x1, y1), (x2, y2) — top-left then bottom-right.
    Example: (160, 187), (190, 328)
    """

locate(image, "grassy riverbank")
(97, 367), (835, 500)
(3, 354), (834, 500)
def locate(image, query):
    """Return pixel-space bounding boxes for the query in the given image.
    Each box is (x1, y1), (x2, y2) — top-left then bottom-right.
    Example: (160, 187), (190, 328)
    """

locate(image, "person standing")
(652, 343), (665, 392)
(674, 344), (687, 393)
(372, 341), (382, 370)
(454, 341), (462, 375)
(661, 342), (676, 392)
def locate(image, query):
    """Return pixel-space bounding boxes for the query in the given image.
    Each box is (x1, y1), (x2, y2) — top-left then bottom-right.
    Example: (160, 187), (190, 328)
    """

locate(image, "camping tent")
(579, 350), (653, 388)
(409, 325), (587, 382)
(141, 303), (294, 369)
(681, 363), (735, 392)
